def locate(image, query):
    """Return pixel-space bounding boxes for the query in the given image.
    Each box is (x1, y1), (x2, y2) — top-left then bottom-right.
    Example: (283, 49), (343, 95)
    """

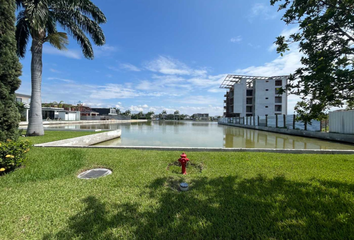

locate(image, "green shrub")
(0, 140), (31, 173)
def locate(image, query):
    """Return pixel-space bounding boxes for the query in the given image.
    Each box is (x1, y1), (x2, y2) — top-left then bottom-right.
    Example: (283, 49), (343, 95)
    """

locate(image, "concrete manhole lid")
(78, 168), (112, 179)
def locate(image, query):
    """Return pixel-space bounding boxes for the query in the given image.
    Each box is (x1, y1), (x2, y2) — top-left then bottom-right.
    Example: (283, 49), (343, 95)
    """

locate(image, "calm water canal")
(47, 121), (354, 149)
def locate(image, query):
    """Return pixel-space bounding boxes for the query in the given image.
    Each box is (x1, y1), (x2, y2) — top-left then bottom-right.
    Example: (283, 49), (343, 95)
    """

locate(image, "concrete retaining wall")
(219, 122), (354, 145)
(35, 129), (121, 147)
(33, 144), (354, 154)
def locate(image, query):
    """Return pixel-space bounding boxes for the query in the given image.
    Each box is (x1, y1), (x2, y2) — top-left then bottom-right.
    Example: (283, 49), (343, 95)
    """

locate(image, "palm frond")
(57, 19), (94, 59)
(57, 0), (107, 24)
(45, 32), (68, 50)
(54, 10), (105, 46)
(45, 12), (57, 35)
(16, 10), (30, 58)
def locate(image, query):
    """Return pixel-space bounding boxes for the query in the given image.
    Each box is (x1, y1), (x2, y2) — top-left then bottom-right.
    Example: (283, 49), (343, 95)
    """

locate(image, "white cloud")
(107, 66), (120, 72)
(248, 43), (261, 49)
(249, 3), (279, 21)
(93, 44), (118, 57)
(90, 84), (140, 99)
(136, 75), (189, 93)
(145, 56), (191, 75)
(208, 88), (227, 93)
(47, 77), (75, 83)
(188, 74), (227, 88)
(235, 48), (302, 76)
(119, 63), (141, 72)
(130, 104), (149, 112)
(43, 45), (81, 59)
(49, 68), (61, 73)
(230, 36), (242, 43)
(145, 56), (206, 76)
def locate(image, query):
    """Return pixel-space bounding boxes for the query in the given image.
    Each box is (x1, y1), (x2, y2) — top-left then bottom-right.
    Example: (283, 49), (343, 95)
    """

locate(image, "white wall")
(254, 79), (275, 116)
(329, 110), (354, 134)
(233, 79), (246, 117)
(254, 77), (287, 116)
(58, 111), (66, 120)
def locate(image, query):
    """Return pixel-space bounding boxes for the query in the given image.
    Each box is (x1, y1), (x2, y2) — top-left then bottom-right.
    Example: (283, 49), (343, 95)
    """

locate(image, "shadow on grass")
(44, 175), (354, 239)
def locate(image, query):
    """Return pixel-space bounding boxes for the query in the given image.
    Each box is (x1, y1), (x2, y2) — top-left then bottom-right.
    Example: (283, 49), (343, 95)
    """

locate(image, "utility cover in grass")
(78, 168), (112, 179)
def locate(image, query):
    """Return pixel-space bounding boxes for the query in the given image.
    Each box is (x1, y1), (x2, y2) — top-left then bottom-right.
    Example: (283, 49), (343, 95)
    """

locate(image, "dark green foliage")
(0, 139), (31, 173)
(271, 0), (354, 122)
(0, 0), (22, 142)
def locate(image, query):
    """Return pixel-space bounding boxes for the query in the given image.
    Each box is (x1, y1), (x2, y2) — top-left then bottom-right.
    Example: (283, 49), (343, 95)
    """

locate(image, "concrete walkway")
(20, 119), (147, 126)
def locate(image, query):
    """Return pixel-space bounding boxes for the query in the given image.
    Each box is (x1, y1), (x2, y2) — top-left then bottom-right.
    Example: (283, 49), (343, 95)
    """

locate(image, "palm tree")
(16, 0), (106, 136)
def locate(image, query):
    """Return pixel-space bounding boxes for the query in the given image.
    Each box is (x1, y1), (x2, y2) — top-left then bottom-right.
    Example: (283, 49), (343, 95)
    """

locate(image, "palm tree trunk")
(27, 38), (44, 136)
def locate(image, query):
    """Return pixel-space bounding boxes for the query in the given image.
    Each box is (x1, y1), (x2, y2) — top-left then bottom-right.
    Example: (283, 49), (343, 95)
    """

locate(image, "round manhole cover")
(78, 168), (112, 179)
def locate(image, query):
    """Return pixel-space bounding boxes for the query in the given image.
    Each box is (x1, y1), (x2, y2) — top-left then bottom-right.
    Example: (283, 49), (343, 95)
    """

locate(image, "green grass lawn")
(19, 130), (99, 145)
(1, 131), (354, 239)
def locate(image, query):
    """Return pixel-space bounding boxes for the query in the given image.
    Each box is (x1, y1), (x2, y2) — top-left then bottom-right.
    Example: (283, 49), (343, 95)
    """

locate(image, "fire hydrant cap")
(181, 153), (187, 158)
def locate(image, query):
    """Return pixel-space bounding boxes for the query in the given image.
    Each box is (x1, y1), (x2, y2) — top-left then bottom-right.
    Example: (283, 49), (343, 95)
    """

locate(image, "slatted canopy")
(219, 75), (288, 89)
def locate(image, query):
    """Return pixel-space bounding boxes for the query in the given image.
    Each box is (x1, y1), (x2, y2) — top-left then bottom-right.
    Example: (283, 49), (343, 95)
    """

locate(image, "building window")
(246, 98), (253, 104)
(265, 106), (268, 108)
(16, 98), (22, 103)
(275, 105), (282, 111)
(275, 80), (282, 86)
(265, 97), (269, 100)
(275, 96), (282, 103)
(275, 88), (282, 94)
(246, 106), (253, 112)
(246, 89), (253, 96)
(265, 89), (269, 91)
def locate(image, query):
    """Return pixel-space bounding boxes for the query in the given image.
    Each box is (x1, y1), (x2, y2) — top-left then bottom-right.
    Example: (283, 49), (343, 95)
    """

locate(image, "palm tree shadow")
(44, 175), (354, 239)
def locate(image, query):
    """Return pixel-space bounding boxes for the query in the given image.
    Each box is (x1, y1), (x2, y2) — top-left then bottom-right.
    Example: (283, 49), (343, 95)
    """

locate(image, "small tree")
(146, 111), (154, 120)
(271, 0), (354, 122)
(0, 0), (22, 141)
(124, 110), (131, 116)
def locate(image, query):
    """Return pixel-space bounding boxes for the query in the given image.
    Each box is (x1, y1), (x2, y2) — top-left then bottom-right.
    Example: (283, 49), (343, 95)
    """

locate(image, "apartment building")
(220, 75), (288, 117)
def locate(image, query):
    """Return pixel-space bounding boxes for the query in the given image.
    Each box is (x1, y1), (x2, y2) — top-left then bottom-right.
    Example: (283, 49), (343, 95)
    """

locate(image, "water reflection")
(222, 127), (350, 149)
(43, 121), (354, 149)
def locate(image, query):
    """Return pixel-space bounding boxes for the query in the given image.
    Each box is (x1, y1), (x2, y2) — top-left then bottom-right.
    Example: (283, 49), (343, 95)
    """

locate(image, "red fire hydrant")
(178, 153), (190, 175)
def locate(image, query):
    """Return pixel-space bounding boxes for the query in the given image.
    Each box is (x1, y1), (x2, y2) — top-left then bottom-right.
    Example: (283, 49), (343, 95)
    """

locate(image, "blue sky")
(17, 0), (302, 115)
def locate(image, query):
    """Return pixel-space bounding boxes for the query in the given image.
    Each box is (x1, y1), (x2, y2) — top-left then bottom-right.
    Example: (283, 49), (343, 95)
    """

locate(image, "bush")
(0, 140), (31, 173)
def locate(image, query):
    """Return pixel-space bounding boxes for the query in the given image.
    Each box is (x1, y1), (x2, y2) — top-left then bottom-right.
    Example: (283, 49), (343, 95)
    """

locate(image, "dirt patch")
(166, 161), (205, 173)
(164, 176), (195, 191)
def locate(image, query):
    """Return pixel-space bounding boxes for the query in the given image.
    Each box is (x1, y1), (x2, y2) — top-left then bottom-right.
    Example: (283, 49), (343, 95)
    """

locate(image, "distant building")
(15, 93), (31, 104)
(192, 113), (209, 121)
(15, 93), (31, 122)
(42, 107), (80, 121)
(90, 108), (117, 116)
(220, 75), (288, 117)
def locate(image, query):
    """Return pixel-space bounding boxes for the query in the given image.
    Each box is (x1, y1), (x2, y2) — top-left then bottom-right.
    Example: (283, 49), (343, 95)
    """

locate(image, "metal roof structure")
(219, 74), (288, 89)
